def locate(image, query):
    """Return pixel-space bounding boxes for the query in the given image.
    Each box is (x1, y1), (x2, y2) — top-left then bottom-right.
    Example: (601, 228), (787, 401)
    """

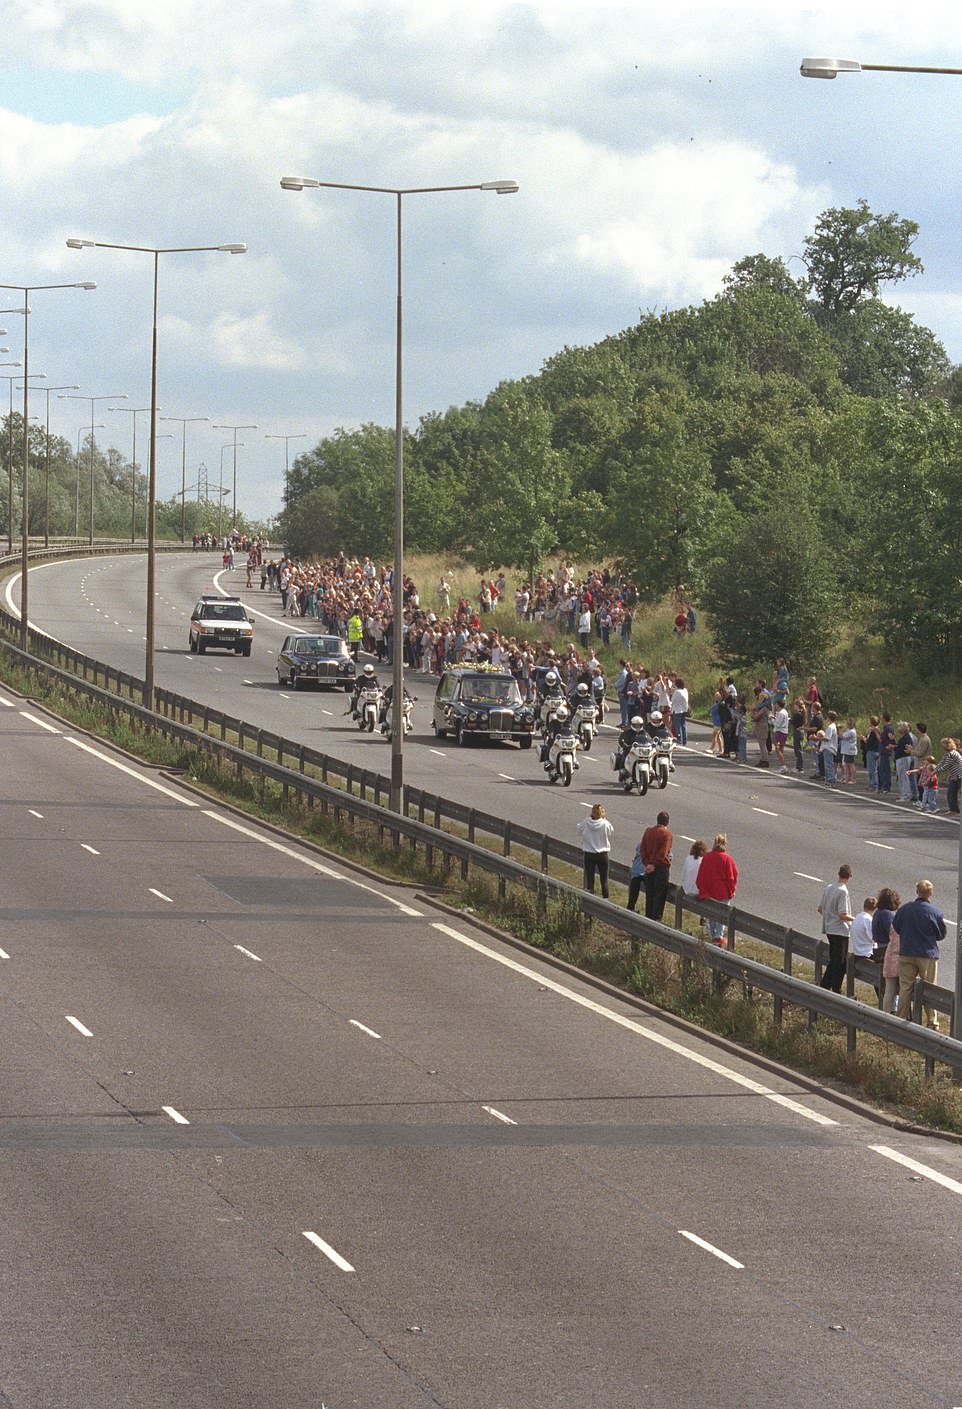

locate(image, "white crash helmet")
(545, 670), (558, 686)
(630, 715), (644, 729)
(649, 709), (663, 725)
(555, 705), (569, 721)
(576, 683), (590, 697)
(362, 663), (376, 677)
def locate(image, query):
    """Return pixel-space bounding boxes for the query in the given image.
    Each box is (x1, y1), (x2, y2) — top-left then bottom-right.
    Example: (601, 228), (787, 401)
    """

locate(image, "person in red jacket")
(696, 834), (738, 945)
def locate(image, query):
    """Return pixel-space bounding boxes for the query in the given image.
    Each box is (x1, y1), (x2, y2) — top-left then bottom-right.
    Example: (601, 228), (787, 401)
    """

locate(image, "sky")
(3, 0), (962, 523)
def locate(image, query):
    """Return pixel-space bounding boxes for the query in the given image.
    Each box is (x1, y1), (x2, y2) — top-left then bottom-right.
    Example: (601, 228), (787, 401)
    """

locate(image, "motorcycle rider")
(380, 680), (414, 729)
(613, 714), (646, 778)
(647, 707), (676, 772)
(569, 679), (595, 716)
(350, 662), (381, 718)
(540, 703), (573, 766)
(537, 668), (566, 725)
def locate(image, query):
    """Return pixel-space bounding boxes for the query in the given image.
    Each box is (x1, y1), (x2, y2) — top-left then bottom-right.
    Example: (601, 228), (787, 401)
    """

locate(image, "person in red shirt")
(639, 811), (673, 921)
(696, 834), (738, 945)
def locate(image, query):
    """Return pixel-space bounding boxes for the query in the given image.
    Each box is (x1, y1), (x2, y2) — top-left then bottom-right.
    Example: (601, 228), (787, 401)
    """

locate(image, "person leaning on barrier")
(639, 811), (673, 922)
(817, 864), (854, 993)
(891, 880), (947, 1031)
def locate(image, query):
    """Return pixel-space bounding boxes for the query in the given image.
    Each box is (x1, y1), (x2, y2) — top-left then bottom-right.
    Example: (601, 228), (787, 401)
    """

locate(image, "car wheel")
(242, 644), (252, 657)
(188, 634), (196, 653)
(290, 674), (300, 691)
(197, 638), (206, 655)
(519, 734), (532, 750)
(456, 722), (468, 747)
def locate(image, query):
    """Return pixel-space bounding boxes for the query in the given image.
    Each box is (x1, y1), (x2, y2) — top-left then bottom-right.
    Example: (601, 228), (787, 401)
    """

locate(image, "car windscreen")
(205, 604), (247, 621)
(295, 637), (342, 655)
(459, 679), (520, 706)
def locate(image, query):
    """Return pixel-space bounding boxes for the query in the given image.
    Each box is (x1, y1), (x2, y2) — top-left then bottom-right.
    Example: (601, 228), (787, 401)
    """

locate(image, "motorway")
(11, 551), (962, 998)
(2, 684), (962, 1406)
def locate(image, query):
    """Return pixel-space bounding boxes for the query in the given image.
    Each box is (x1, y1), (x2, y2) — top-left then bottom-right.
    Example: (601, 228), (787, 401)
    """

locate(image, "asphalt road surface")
(12, 552), (961, 1000)
(2, 688), (962, 1407)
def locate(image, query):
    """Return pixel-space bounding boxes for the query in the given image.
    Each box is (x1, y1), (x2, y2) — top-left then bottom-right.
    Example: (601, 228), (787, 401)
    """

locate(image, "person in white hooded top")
(576, 804), (614, 898)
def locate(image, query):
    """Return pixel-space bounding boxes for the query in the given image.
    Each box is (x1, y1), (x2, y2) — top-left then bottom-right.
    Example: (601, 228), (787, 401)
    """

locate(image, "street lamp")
(265, 432), (307, 520)
(801, 56), (962, 78)
(799, 53), (962, 1038)
(0, 367), (24, 548)
(27, 384), (80, 547)
(212, 423), (257, 533)
(60, 392), (129, 545)
(279, 174), (519, 812)
(161, 415), (210, 543)
(66, 238), (246, 708)
(108, 405), (153, 543)
(0, 281), (96, 647)
(218, 441), (244, 539)
(74, 424), (104, 536)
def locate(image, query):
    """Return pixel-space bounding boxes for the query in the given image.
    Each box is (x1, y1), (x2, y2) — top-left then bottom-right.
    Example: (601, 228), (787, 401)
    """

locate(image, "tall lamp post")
(66, 238), (246, 709)
(75, 424), (105, 536)
(0, 368), (24, 547)
(800, 53), (962, 1037)
(60, 392), (129, 545)
(161, 414), (210, 542)
(265, 431), (307, 526)
(279, 174), (519, 812)
(212, 423), (257, 533)
(218, 441), (244, 539)
(108, 404), (153, 543)
(0, 281), (96, 648)
(30, 384), (80, 546)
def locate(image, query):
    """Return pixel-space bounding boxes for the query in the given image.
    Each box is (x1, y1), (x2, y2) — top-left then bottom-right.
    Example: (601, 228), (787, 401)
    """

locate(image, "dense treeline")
(289, 203), (962, 678)
(0, 417), (253, 544)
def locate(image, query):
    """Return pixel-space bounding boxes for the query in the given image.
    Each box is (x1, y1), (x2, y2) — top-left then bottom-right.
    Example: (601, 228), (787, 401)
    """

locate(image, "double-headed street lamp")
(161, 415), (210, 542)
(279, 174), (519, 812)
(219, 441), (244, 538)
(74, 424), (104, 536)
(265, 432), (307, 518)
(0, 367), (24, 547)
(212, 423), (257, 533)
(800, 52), (962, 1038)
(67, 238), (246, 708)
(60, 392), (129, 544)
(30, 384), (80, 547)
(0, 281), (96, 647)
(108, 404), (153, 543)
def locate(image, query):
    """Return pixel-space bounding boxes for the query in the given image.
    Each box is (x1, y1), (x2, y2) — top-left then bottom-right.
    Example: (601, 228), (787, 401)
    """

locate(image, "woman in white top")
(680, 839), (707, 894)
(670, 679), (690, 746)
(819, 711), (839, 785)
(840, 716), (859, 785)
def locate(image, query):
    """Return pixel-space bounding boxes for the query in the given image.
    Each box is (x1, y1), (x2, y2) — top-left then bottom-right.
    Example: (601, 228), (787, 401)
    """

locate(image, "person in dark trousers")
(817, 863), (854, 993)
(639, 811), (673, 921)
(576, 804), (613, 899)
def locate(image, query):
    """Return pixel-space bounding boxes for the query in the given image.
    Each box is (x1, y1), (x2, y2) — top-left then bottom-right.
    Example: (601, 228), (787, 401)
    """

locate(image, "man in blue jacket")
(892, 879), (947, 1030)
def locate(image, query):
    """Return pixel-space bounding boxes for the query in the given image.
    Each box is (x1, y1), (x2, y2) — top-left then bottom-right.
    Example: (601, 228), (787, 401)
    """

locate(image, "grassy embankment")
(3, 629), (961, 1135)
(413, 553), (962, 742)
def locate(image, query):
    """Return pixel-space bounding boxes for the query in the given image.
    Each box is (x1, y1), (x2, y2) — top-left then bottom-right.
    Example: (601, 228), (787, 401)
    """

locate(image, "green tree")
(803, 198), (922, 316)
(704, 507), (841, 671)
(828, 300), (950, 400)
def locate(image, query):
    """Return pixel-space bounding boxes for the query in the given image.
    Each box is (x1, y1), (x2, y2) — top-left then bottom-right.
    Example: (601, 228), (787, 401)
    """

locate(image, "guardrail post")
(499, 822), (511, 900)
(462, 810), (476, 881)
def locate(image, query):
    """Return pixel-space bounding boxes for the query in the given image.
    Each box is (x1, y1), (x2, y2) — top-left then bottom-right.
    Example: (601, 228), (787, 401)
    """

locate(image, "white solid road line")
(201, 810), (424, 917)
(65, 736), (200, 805)
(0, 947), (7, 959)
(795, 871), (822, 882)
(865, 840), (894, 851)
(162, 1106), (190, 1125)
(679, 1231), (744, 1269)
(430, 921), (838, 1127)
(0, 695), (15, 707)
(349, 1019), (382, 1039)
(20, 711), (60, 734)
(81, 844), (100, 855)
(234, 944), (262, 962)
(430, 748), (446, 757)
(871, 1144), (962, 1196)
(482, 1106), (517, 1125)
(149, 888), (174, 903)
(65, 1015), (93, 1037)
(28, 809), (43, 819)
(302, 1231), (355, 1272)
(752, 807), (778, 817)
(498, 773), (515, 782)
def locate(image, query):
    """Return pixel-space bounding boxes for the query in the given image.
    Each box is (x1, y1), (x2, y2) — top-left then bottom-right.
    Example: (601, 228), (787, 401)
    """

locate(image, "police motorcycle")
(570, 682), (598, 752)
(611, 715), (654, 795)
(381, 688), (415, 741)
(540, 705), (579, 787)
(350, 664), (383, 732)
(647, 710), (676, 789)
